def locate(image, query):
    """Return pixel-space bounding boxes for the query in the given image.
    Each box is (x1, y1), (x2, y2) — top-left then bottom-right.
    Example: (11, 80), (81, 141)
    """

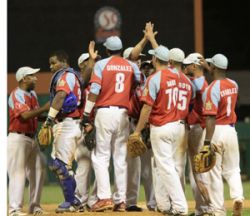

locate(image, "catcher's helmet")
(61, 92), (78, 113)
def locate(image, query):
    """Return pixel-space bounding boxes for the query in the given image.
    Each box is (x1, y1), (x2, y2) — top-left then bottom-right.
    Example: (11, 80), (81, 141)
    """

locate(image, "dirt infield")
(22, 200), (250, 216)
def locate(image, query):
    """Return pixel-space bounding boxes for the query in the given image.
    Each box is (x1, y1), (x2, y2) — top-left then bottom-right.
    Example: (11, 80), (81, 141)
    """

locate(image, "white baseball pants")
(150, 121), (188, 214)
(91, 107), (129, 204)
(7, 133), (45, 214)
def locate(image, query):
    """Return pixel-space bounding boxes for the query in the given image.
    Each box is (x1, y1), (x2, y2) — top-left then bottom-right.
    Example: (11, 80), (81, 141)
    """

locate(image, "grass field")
(21, 182), (250, 215)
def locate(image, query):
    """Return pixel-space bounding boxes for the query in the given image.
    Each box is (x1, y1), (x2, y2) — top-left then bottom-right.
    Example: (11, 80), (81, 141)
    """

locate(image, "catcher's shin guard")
(48, 158), (76, 203)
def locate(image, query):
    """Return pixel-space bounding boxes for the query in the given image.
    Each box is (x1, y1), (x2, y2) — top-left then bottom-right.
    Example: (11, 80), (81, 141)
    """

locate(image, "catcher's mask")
(61, 92), (78, 113)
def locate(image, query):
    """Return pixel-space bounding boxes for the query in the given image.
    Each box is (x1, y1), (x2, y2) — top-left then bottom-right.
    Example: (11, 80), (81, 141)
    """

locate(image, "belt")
(229, 123), (235, 127)
(56, 117), (80, 123)
(97, 106), (127, 109)
(13, 132), (35, 138)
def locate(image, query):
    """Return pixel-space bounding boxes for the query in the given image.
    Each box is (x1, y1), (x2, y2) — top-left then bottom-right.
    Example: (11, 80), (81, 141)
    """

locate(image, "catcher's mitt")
(127, 132), (147, 157)
(37, 124), (53, 147)
(84, 126), (96, 151)
(193, 144), (216, 173)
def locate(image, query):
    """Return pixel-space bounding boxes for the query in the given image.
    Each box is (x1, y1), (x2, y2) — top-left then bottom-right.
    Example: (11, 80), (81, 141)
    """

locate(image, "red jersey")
(128, 85), (144, 119)
(187, 76), (208, 125)
(141, 68), (180, 126)
(90, 56), (141, 109)
(203, 78), (238, 125)
(56, 72), (82, 118)
(177, 71), (195, 120)
(8, 87), (39, 134)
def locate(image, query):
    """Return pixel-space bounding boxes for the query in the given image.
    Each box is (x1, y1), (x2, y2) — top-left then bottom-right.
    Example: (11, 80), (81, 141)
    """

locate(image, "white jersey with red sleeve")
(140, 68), (180, 126)
(202, 78), (238, 125)
(187, 76), (208, 125)
(8, 87), (39, 134)
(89, 56), (141, 109)
(56, 72), (82, 118)
(177, 72), (195, 120)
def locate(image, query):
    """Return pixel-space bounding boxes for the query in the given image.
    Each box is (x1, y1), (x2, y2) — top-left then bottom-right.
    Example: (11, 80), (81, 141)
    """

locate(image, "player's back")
(142, 68), (180, 126)
(177, 72), (194, 120)
(203, 78), (238, 125)
(187, 76), (208, 125)
(92, 56), (139, 109)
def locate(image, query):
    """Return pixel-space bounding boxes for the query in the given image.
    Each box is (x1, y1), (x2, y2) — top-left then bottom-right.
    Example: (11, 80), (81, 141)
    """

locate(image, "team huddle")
(7, 22), (244, 216)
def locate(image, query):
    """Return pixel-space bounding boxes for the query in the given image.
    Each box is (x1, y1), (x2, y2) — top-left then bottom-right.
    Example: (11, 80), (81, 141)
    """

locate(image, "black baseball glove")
(84, 126), (96, 151)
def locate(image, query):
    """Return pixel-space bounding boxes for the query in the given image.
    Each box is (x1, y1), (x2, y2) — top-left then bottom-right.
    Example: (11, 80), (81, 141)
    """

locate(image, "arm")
(144, 22), (159, 49)
(81, 41), (99, 88)
(130, 36), (148, 61)
(20, 103), (49, 121)
(135, 104), (152, 134)
(205, 115), (216, 143)
(44, 91), (67, 124)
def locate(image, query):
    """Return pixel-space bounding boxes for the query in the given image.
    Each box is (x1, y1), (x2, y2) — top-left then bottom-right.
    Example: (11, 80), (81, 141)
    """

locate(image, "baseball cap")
(148, 45), (169, 62)
(123, 47), (145, 59)
(206, 53), (228, 69)
(16, 66), (40, 82)
(78, 53), (89, 66)
(103, 36), (123, 51)
(183, 53), (203, 65)
(169, 48), (185, 62)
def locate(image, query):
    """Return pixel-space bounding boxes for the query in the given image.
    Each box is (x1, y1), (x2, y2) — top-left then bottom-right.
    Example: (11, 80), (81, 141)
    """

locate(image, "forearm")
(135, 104), (152, 133)
(82, 59), (95, 87)
(205, 115), (216, 141)
(20, 107), (47, 120)
(130, 37), (148, 61)
(45, 91), (67, 121)
(149, 37), (159, 49)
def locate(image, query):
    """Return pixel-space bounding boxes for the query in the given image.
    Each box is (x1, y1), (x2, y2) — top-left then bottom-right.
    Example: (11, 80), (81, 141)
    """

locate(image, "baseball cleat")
(232, 200), (243, 216)
(126, 205), (143, 212)
(90, 198), (113, 212)
(9, 210), (27, 216)
(113, 202), (126, 212)
(55, 201), (79, 213)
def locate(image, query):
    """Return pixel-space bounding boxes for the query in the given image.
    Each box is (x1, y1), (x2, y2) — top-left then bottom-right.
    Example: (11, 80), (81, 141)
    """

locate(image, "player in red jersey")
(81, 36), (142, 212)
(132, 39), (188, 214)
(8, 67), (49, 216)
(45, 50), (93, 213)
(202, 54), (244, 216)
(183, 53), (215, 215)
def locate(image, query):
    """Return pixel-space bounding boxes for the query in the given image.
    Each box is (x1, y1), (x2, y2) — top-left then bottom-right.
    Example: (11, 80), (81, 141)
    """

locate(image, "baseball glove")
(84, 126), (96, 151)
(37, 124), (53, 147)
(127, 132), (147, 157)
(193, 144), (216, 173)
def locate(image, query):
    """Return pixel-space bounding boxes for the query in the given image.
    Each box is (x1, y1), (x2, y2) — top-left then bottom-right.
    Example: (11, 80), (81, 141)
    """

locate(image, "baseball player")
(202, 54), (244, 216)
(183, 53), (215, 215)
(123, 46), (156, 212)
(132, 42), (188, 215)
(45, 50), (87, 213)
(81, 36), (142, 212)
(7, 67), (49, 216)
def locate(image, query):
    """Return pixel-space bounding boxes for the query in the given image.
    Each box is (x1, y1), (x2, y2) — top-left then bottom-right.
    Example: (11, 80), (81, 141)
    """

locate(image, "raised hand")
(88, 40), (98, 60)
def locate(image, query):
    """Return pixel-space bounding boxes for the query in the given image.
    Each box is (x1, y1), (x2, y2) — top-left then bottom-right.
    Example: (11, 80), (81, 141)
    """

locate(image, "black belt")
(180, 120), (186, 124)
(13, 132), (35, 138)
(56, 117), (80, 123)
(97, 106), (127, 109)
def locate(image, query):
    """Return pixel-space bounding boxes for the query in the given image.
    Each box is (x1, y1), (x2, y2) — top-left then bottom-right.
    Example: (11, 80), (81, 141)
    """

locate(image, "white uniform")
(8, 88), (45, 215)
(89, 56), (141, 204)
(202, 78), (244, 216)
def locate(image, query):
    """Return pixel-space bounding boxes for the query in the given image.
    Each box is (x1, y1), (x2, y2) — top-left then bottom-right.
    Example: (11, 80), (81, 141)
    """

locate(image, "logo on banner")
(94, 6), (122, 43)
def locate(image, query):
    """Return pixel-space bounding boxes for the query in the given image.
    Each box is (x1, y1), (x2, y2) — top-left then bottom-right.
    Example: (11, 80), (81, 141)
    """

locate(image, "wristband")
(84, 100), (95, 114)
(48, 107), (59, 118)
